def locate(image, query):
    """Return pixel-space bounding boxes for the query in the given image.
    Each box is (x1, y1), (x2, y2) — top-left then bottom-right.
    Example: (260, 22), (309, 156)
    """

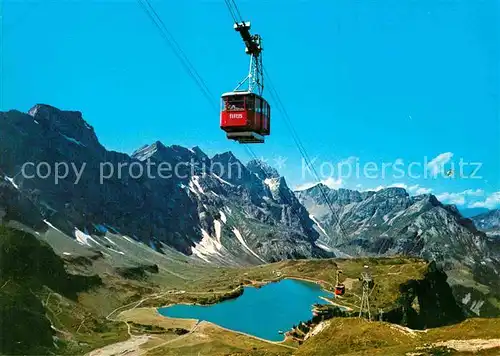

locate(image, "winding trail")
(140, 320), (202, 354)
(86, 335), (150, 356)
(86, 291), (176, 356)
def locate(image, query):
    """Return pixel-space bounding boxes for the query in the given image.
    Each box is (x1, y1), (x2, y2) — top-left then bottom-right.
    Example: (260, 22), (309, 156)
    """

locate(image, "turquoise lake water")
(158, 279), (332, 341)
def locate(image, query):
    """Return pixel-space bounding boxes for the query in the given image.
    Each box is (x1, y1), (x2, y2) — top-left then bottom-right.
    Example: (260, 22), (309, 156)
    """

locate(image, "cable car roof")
(221, 91), (266, 100)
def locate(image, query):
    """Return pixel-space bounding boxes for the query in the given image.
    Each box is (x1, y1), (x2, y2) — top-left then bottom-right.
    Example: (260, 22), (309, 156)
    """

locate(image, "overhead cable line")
(137, 0), (262, 174)
(137, 0), (217, 111)
(221, 0), (349, 239)
(230, 0), (245, 23)
(223, 0), (239, 24)
(138, 0), (346, 240)
(263, 67), (349, 238)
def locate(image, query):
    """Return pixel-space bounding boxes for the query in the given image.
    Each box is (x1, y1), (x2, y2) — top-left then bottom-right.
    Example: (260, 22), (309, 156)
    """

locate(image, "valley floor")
(85, 295), (500, 356)
(81, 260), (500, 356)
(3, 222), (498, 356)
(87, 306), (296, 356)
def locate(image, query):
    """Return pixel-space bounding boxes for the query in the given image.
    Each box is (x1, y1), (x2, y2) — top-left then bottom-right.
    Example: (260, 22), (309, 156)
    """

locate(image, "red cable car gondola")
(335, 284), (346, 296)
(221, 91), (270, 143)
(221, 21), (270, 144)
(334, 270), (346, 296)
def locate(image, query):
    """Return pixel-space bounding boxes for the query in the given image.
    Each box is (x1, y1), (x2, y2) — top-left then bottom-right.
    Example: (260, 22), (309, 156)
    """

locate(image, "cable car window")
(226, 96), (245, 111)
(255, 97), (261, 113)
(246, 96), (255, 111)
(222, 98), (229, 111)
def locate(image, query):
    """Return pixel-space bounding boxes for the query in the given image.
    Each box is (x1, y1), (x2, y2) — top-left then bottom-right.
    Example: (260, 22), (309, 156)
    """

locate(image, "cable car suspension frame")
(220, 19), (269, 144)
(232, 22), (264, 96)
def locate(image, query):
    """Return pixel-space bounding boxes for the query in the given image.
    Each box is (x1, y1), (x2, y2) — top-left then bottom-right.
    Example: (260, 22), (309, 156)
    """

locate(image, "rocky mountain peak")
(131, 141), (164, 161)
(27, 104), (101, 150)
(211, 152), (253, 185)
(295, 184), (493, 278)
(246, 160), (280, 180)
(211, 151), (238, 164)
(131, 142), (208, 167)
(295, 185), (364, 208)
(191, 146), (209, 160)
(472, 209), (500, 234)
(373, 187), (408, 198)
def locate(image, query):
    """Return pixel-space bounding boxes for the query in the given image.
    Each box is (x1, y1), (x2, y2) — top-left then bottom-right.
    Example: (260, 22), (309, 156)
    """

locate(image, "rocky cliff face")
(384, 261), (465, 329)
(472, 209), (500, 236)
(295, 184), (489, 265)
(0, 105), (328, 265)
(130, 141), (329, 264)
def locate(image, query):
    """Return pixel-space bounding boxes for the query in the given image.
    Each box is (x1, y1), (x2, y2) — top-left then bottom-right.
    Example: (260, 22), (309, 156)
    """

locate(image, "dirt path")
(138, 320), (202, 354)
(202, 321), (297, 350)
(86, 335), (150, 356)
(433, 339), (500, 352)
(84, 291), (176, 356)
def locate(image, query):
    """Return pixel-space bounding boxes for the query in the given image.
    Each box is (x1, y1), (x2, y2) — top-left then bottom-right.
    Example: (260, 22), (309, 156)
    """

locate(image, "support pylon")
(358, 265), (373, 320)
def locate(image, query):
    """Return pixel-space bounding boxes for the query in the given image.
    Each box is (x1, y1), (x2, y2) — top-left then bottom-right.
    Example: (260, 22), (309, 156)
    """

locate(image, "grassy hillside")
(1, 223), (498, 356)
(0, 225), (129, 355)
(295, 318), (500, 356)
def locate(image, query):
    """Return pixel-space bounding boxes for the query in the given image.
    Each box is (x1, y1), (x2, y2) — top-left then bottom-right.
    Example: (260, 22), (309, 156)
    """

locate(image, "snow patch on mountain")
(315, 241), (334, 252)
(44, 219), (63, 234)
(74, 228), (100, 247)
(61, 133), (86, 147)
(214, 220), (222, 244)
(388, 210), (405, 225)
(202, 228), (222, 251)
(212, 173), (234, 186)
(119, 234), (134, 243)
(264, 178), (280, 192)
(103, 235), (117, 245)
(310, 214), (329, 237)
(4, 176), (19, 190)
(190, 175), (205, 194)
(108, 247), (125, 255)
(191, 229), (223, 262)
(232, 228), (265, 262)
(220, 210), (227, 223)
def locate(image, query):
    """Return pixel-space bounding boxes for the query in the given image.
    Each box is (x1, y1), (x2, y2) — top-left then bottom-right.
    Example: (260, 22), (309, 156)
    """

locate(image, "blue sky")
(1, 0), (499, 208)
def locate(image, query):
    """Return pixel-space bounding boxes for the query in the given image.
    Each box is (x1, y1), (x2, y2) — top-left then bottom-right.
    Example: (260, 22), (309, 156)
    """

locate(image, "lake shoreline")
(154, 276), (336, 309)
(157, 278), (337, 343)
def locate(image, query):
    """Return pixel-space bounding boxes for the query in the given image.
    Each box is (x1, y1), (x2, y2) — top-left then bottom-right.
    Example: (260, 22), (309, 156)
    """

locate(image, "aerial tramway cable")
(137, 0), (217, 111)
(230, 0), (245, 23)
(137, 0), (349, 242)
(223, 0), (239, 24)
(264, 68), (349, 238)
(137, 0), (262, 170)
(224, 0), (349, 238)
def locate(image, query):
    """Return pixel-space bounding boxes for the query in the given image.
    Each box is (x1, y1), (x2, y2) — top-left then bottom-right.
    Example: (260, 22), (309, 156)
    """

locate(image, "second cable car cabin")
(220, 91), (270, 143)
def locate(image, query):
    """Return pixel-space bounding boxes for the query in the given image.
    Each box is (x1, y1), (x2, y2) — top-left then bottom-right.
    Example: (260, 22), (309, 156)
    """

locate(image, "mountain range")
(1, 104), (499, 317)
(0, 104), (328, 265)
(295, 184), (491, 267)
(471, 209), (500, 236)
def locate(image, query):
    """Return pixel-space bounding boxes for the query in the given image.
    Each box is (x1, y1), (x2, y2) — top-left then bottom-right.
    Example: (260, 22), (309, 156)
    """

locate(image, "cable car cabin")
(220, 91), (270, 143)
(334, 284), (345, 296)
